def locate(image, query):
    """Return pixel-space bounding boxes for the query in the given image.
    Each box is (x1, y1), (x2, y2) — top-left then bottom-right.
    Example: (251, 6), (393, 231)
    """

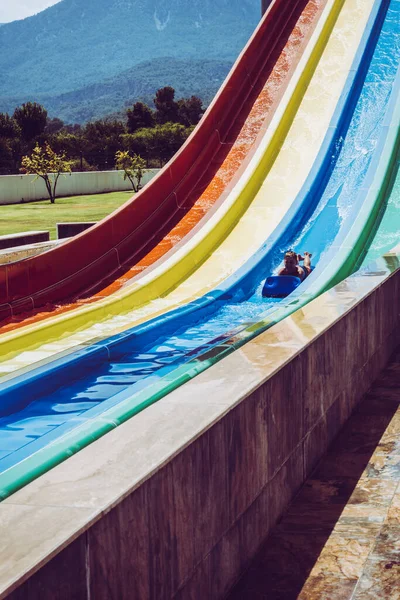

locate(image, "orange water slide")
(0, 0), (324, 333)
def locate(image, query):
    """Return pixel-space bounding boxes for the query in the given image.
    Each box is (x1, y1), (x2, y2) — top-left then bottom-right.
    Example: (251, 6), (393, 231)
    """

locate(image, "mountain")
(0, 57), (232, 123)
(0, 0), (260, 120)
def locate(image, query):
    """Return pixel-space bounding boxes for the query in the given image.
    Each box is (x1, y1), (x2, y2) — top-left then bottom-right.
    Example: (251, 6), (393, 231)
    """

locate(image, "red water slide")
(0, 0), (317, 322)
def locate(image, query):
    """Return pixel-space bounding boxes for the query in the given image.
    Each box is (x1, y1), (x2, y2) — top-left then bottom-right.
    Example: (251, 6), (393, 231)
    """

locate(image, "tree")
(126, 102), (155, 133)
(154, 86), (179, 124)
(138, 122), (194, 166)
(45, 117), (64, 135)
(20, 143), (72, 203)
(69, 157), (97, 172)
(0, 138), (15, 174)
(0, 113), (21, 139)
(83, 119), (125, 169)
(13, 102), (47, 142)
(63, 123), (83, 135)
(0, 113), (21, 174)
(122, 129), (154, 163)
(177, 96), (204, 126)
(127, 123), (193, 166)
(50, 131), (87, 165)
(115, 150), (146, 192)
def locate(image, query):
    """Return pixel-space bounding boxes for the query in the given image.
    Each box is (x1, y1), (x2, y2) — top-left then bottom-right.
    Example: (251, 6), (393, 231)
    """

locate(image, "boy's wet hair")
(284, 250), (297, 260)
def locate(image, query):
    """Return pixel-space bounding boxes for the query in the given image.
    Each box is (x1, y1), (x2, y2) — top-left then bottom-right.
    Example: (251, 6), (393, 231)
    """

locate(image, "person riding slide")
(278, 250), (312, 281)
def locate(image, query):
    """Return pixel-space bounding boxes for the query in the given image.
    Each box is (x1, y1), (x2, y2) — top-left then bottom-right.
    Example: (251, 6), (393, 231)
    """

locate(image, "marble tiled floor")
(228, 352), (400, 600)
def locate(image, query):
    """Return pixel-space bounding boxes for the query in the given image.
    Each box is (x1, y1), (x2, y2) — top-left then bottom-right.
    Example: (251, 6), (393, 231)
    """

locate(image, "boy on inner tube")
(278, 250), (312, 280)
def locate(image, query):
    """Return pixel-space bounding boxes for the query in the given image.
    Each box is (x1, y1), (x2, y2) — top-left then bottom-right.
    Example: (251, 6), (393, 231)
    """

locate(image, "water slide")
(0, 0), (321, 324)
(0, 0), (369, 373)
(0, 0), (330, 355)
(1, 0), (399, 499)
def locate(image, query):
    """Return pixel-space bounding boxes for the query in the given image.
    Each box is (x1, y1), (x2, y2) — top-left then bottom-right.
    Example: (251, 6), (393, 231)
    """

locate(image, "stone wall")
(0, 231), (49, 250)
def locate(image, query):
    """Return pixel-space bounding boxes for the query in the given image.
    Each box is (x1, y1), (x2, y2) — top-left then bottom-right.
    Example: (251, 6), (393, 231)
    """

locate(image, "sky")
(0, 0), (61, 24)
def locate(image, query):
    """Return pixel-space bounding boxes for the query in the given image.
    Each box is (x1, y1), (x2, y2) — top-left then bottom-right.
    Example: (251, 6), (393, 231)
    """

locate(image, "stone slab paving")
(228, 350), (400, 599)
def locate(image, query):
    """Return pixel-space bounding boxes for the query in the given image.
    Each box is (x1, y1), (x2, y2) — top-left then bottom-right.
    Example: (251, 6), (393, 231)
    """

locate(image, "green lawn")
(0, 191), (134, 240)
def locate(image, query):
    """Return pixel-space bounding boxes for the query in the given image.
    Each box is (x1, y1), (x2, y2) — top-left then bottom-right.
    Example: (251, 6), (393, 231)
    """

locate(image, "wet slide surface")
(0, 0), (361, 373)
(0, 0), (320, 327)
(0, 0), (394, 497)
(46, 0), (395, 407)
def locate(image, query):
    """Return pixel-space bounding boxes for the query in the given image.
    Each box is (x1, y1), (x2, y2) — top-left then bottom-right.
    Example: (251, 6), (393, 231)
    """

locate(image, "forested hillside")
(0, 0), (259, 122)
(0, 58), (231, 123)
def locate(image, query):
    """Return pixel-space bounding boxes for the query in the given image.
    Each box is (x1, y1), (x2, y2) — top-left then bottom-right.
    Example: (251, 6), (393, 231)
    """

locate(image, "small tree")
(115, 150), (146, 192)
(20, 143), (72, 204)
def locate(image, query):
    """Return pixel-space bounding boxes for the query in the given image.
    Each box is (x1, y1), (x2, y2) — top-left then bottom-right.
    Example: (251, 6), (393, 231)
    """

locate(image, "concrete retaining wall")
(2, 251), (400, 600)
(0, 170), (159, 205)
(0, 231), (49, 250)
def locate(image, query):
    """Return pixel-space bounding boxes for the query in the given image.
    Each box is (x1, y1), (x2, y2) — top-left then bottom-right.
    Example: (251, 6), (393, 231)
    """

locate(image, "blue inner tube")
(262, 275), (302, 298)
